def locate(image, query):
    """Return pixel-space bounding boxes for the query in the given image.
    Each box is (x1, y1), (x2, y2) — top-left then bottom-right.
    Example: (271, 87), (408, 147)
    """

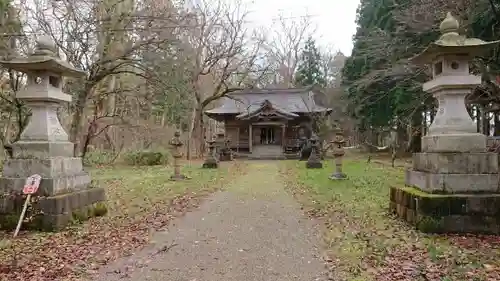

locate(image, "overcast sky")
(243, 0), (360, 55)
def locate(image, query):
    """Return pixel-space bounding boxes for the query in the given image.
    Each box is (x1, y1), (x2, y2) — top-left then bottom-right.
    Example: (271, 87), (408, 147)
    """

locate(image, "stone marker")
(329, 127), (347, 180)
(202, 136), (218, 168)
(169, 131), (189, 180)
(390, 12), (500, 234)
(306, 134), (322, 169)
(0, 35), (107, 231)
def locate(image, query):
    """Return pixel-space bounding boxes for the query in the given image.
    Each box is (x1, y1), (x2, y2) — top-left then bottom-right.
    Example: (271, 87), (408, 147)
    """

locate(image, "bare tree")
(18, 0), (187, 157)
(261, 14), (316, 87)
(180, 0), (269, 157)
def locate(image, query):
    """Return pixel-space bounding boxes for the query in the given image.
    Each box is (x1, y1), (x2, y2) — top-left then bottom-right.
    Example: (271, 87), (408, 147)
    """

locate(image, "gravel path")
(90, 161), (326, 281)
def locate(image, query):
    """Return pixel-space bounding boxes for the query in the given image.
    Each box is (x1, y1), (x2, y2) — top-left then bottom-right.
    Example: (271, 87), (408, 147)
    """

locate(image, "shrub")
(83, 150), (117, 166)
(123, 150), (169, 166)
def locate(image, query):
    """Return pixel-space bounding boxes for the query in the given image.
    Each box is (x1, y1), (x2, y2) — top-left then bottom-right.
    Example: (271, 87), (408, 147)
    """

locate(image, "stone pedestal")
(405, 152), (499, 193)
(390, 187), (500, 233)
(422, 133), (487, 153)
(390, 12), (500, 234)
(306, 135), (322, 169)
(0, 36), (106, 231)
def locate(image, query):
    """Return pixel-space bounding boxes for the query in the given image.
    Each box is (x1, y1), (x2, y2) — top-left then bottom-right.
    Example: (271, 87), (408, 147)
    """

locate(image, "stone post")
(202, 136), (218, 168)
(0, 36), (107, 231)
(169, 131), (188, 180)
(306, 134), (322, 169)
(390, 12), (500, 234)
(330, 127), (347, 180)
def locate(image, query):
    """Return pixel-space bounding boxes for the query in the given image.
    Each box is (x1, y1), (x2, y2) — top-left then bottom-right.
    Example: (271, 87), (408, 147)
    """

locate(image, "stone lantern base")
(329, 172), (347, 180)
(390, 187), (500, 234)
(202, 160), (218, 169)
(392, 151), (500, 234)
(0, 155), (107, 231)
(0, 187), (107, 231)
(170, 174), (190, 181)
(306, 160), (322, 169)
(0, 142), (107, 231)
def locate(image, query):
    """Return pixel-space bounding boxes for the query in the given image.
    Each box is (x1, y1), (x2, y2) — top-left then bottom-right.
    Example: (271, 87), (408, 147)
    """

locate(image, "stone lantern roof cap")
(0, 35), (86, 77)
(410, 12), (500, 65)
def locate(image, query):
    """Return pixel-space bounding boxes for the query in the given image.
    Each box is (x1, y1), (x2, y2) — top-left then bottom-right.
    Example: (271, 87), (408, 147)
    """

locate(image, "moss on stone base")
(92, 202), (108, 217)
(0, 187), (107, 232)
(390, 185), (500, 234)
(416, 216), (444, 233)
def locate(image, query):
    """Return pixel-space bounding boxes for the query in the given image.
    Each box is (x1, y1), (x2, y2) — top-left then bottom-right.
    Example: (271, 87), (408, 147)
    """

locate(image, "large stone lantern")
(0, 36), (106, 231)
(389, 13), (500, 234)
(411, 12), (500, 152)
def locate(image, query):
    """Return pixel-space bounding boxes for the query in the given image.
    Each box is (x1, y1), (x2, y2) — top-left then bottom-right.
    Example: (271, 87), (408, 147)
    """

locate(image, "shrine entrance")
(260, 127), (276, 144)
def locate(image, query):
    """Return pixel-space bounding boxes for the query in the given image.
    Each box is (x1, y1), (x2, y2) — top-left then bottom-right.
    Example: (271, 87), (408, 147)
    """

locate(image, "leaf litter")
(0, 161), (246, 281)
(280, 160), (500, 281)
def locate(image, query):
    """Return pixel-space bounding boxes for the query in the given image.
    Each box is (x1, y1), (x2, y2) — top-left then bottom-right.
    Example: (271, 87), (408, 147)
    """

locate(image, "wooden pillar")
(237, 127), (240, 153)
(249, 123), (253, 153)
(282, 124), (286, 151)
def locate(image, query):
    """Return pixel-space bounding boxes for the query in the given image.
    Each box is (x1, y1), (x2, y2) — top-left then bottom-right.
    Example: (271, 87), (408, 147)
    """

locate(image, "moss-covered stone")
(0, 187), (107, 232)
(72, 207), (90, 222)
(0, 214), (20, 230)
(92, 202), (108, 217)
(417, 215), (444, 233)
(390, 185), (500, 234)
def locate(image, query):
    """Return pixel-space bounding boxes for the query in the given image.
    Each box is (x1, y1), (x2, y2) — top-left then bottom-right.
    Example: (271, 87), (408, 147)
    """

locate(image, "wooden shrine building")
(204, 87), (332, 158)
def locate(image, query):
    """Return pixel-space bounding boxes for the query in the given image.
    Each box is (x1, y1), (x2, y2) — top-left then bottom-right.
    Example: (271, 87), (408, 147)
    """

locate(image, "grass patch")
(0, 161), (245, 280)
(281, 159), (500, 281)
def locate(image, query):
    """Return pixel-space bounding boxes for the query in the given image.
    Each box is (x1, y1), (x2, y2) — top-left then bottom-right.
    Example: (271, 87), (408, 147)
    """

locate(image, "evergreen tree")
(342, 0), (500, 150)
(294, 37), (326, 87)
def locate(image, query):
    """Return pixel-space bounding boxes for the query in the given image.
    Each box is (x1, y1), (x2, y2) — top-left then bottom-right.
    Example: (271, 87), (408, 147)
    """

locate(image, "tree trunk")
(70, 87), (90, 157)
(495, 112), (500, 136)
(190, 105), (205, 158)
(408, 110), (423, 153)
(481, 105), (490, 135)
(187, 106), (197, 160)
(475, 106), (481, 133)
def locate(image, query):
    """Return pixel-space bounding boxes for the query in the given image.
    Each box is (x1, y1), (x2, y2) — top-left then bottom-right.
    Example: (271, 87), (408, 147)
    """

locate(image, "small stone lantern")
(329, 127), (347, 180)
(202, 136), (218, 168)
(169, 131), (188, 180)
(306, 134), (322, 169)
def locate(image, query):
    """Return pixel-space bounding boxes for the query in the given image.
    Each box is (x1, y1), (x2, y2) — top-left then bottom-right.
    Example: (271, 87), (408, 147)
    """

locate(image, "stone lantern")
(329, 127), (347, 180)
(306, 134), (322, 169)
(0, 36), (106, 231)
(411, 12), (499, 152)
(390, 13), (500, 234)
(169, 131), (188, 180)
(202, 136), (218, 168)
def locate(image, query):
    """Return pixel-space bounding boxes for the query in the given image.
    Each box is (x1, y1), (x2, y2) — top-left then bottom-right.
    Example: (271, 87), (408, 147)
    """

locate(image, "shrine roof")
(235, 99), (299, 120)
(204, 86), (331, 118)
